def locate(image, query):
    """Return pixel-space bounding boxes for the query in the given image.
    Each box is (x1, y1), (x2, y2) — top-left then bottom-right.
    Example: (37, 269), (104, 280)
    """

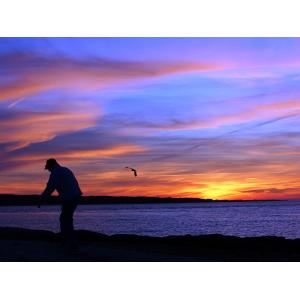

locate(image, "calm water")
(1, 201), (300, 238)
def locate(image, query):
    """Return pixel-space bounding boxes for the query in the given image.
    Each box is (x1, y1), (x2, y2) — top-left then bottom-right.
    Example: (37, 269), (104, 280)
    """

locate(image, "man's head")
(45, 158), (59, 172)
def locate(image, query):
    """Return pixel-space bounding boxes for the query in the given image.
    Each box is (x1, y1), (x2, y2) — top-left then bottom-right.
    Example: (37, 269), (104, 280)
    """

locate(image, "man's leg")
(60, 200), (78, 247)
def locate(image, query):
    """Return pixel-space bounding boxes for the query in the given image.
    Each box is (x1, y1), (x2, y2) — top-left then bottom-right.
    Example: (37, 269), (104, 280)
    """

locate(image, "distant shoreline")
(0, 194), (294, 206)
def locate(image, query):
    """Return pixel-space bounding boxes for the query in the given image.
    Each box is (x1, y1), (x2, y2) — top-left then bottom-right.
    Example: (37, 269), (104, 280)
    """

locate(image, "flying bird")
(125, 167), (137, 177)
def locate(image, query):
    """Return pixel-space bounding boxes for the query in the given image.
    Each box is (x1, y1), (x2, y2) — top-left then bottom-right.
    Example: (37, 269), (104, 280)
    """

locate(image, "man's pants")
(59, 197), (79, 245)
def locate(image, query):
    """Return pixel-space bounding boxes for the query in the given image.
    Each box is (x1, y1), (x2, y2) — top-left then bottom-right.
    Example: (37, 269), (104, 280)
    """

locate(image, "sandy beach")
(0, 227), (300, 261)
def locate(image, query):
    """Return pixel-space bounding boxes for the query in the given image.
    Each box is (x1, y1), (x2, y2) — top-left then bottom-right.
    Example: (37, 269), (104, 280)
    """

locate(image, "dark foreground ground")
(1, 227), (300, 261)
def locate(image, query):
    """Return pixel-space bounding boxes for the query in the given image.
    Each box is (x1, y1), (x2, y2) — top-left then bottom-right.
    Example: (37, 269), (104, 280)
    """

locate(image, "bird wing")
(125, 167), (137, 176)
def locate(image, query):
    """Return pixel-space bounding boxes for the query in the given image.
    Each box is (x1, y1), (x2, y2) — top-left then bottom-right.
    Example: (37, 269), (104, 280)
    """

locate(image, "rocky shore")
(1, 227), (300, 261)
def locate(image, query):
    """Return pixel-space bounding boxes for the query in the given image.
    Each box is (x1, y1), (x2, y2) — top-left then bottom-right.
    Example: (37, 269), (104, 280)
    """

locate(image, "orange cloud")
(13, 144), (147, 161)
(0, 107), (99, 150)
(2, 145), (300, 199)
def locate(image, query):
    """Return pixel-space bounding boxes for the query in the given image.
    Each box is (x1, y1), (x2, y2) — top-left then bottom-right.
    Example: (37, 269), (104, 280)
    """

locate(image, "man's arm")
(39, 172), (58, 207)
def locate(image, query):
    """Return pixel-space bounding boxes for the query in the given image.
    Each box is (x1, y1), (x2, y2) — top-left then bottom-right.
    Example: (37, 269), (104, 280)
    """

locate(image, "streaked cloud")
(0, 52), (218, 102)
(0, 104), (100, 150)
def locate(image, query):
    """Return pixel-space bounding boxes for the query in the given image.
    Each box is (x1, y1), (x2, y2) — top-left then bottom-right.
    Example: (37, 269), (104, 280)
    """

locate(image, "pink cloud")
(122, 98), (300, 132)
(0, 53), (219, 101)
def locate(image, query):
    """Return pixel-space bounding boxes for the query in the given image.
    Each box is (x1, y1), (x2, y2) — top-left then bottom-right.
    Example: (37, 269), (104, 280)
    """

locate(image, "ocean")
(0, 200), (300, 238)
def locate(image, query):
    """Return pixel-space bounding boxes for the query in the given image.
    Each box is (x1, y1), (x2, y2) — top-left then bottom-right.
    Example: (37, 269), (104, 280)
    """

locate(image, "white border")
(0, 0), (300, 36)
(0, 263), (300, 300)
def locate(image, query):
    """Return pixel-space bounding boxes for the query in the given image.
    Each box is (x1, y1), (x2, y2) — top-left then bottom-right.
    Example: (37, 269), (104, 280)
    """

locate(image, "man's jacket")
(42, 165), (82, 201)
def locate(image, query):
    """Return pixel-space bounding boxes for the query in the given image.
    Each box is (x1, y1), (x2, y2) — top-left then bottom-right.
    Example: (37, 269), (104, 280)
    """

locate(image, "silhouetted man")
(41, 158), (82, 248)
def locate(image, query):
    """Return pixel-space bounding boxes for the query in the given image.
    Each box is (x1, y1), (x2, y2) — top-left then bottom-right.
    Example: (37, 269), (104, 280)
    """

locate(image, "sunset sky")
(1, 38), (300, 199)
